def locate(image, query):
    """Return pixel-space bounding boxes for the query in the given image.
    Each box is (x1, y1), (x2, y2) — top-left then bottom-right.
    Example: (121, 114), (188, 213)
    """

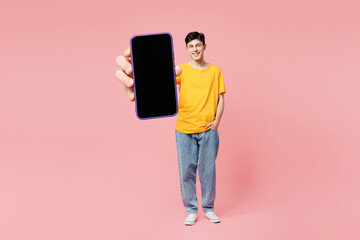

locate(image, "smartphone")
(130, 32), (178, 120)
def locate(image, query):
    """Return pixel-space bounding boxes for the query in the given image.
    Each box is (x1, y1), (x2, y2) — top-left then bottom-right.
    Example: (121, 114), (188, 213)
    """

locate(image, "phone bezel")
(130, 32), (178, 120)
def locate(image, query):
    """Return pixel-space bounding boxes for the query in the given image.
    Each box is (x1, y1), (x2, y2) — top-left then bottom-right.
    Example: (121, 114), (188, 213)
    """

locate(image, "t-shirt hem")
(175, 127), (211, 134)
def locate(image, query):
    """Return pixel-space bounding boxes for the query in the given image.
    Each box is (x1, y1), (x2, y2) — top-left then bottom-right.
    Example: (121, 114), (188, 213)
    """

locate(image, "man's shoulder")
(208, 63), (221, 72)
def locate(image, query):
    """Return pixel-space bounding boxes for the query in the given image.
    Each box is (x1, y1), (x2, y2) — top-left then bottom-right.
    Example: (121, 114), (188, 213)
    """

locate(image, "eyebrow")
(187, 43), (202, 46)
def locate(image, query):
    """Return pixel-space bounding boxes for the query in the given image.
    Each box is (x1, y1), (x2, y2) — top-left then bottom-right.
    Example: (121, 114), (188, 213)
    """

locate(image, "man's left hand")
(205, 122), (219, 130)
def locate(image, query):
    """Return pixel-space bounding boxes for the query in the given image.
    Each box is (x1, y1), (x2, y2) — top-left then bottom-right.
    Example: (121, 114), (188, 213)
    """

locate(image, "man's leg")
(175, 131), (199, 214)
(197, 129), (219, 212)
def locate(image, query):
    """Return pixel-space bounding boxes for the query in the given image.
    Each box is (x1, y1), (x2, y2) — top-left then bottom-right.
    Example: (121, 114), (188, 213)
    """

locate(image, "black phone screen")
(130, 33), (178, 119)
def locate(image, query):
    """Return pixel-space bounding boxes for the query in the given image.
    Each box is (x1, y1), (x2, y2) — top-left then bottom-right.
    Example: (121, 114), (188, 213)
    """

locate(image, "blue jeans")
(175, 129), (219, 214)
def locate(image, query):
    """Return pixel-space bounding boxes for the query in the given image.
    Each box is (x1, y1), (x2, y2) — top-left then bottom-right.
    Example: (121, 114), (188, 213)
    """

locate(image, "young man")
(175, 32), (225, 225)
(115, 32), (225, 226)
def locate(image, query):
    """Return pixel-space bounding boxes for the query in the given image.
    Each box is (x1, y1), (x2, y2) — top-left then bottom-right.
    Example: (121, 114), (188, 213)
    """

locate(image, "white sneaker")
(204, 211), (221, 223)
(184, 213), (197, 226)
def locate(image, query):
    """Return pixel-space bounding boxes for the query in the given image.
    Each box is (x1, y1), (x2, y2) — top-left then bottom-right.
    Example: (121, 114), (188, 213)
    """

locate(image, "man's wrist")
(212, 121), (220, 129)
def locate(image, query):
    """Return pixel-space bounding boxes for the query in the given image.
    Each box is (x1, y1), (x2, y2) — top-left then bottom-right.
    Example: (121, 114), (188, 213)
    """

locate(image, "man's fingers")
(205, 123), (212, 129)
(124, 86), (135, 102)
(116, 56), (133, 75)
(115, 49), (134, 102)
(115, 69), (134, 87)
(124, 47), (131, 58)
(175, 65), (182, 76)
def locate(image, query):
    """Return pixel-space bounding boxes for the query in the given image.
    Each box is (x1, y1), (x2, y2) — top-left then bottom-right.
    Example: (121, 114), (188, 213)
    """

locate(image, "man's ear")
(204, 44), (207, 50)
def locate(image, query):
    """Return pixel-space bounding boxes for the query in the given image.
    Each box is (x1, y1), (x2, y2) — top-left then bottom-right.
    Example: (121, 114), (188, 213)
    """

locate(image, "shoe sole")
(204, 215), (221, 223)
(184, 221), (196, 226)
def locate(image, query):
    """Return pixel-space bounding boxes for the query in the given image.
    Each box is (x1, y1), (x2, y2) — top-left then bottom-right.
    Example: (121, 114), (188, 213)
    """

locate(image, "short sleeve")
(218, 69), (226, 94)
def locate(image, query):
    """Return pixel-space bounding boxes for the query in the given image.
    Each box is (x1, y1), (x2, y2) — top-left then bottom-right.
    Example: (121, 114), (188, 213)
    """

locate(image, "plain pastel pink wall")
(1, 0), (359, 239)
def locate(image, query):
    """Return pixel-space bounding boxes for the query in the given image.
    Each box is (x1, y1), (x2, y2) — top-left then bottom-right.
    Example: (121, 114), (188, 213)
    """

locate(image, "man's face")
(186, 39), (206, 61)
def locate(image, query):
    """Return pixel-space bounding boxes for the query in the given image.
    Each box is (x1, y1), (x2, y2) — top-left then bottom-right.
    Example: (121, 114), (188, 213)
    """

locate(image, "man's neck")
(189, 59), (208, 70)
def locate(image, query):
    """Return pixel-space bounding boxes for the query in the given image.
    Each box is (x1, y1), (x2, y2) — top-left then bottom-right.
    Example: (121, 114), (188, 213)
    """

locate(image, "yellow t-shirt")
(175, 62), (226, 133)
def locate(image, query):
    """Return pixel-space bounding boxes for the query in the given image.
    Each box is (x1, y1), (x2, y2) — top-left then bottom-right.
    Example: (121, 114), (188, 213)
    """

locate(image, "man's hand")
(115, 47), (182, 102)
(205, 121), (219, 130)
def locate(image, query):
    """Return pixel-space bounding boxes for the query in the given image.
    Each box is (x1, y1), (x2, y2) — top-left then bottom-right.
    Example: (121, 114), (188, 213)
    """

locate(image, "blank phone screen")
(130, 33), (178, 119)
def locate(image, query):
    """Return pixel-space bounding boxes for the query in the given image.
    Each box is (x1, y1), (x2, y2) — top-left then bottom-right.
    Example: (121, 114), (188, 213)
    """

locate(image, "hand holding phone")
(130, 33), (178, 119)
(115, 33), (182, 119)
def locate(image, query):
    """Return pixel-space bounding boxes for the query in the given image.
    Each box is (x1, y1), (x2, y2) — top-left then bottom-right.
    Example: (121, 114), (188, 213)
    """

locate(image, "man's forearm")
(214, 94), (225, 126)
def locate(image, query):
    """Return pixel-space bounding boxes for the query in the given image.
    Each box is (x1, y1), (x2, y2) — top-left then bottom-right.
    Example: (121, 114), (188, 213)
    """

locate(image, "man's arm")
(205, 93), (225, 130)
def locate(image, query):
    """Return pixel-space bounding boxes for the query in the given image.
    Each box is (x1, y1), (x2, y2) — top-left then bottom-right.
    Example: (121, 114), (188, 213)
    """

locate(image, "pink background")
(1, 0), (359, 239)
